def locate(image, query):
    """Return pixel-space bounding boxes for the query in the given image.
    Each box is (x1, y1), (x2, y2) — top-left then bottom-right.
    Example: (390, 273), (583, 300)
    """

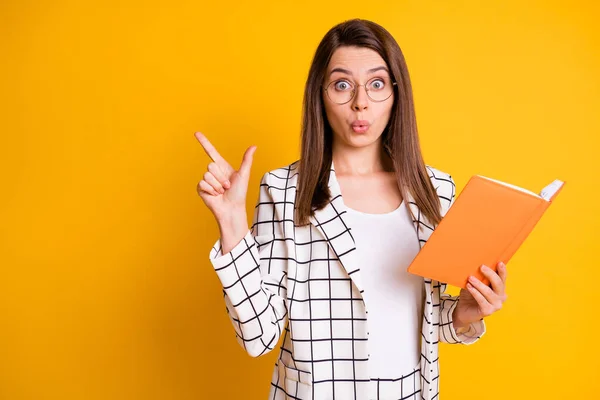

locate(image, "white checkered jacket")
(209, 159), (486, 400)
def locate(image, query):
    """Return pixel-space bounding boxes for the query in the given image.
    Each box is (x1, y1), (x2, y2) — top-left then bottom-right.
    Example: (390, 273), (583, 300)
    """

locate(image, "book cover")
(406, 176), (565, 289)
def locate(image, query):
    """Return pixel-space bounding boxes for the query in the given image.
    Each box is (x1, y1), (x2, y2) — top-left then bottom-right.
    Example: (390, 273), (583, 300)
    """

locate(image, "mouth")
(351, 120), (370, 133)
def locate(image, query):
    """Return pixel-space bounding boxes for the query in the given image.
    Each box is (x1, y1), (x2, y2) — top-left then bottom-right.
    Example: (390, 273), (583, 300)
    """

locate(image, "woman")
(195, 18), (507, 400)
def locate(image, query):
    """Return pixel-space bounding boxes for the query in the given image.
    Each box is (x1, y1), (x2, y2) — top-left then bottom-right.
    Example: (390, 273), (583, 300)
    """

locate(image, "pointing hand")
(194, 132), (257, 221)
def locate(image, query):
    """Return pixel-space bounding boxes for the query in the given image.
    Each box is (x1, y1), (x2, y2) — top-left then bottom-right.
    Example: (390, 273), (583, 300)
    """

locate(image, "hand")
(453, 262), (508, 328)
(194, 132), (257, 221)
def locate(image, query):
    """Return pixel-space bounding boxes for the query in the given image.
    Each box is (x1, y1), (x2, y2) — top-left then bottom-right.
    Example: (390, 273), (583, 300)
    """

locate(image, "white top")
(345, 200), (424, 378)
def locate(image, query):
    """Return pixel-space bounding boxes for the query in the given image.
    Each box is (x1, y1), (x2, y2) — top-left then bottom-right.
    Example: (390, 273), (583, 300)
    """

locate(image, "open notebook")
(406, 175), (565, 289)
(478, 176), (564, 201)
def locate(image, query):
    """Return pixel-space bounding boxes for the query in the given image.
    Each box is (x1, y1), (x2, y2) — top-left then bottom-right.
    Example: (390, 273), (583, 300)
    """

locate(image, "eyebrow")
(328, 66), (389, 77)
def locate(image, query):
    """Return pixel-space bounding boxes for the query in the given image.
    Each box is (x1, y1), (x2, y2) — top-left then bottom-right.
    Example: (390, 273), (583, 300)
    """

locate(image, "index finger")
(194, 132), (223, 162)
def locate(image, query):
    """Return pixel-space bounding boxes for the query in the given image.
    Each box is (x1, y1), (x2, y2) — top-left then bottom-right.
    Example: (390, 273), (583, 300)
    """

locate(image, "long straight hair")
(295, 18), (443, 228)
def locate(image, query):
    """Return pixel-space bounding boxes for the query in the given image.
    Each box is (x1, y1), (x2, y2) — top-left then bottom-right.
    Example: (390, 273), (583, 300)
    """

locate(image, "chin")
(348, 134), (377, 147)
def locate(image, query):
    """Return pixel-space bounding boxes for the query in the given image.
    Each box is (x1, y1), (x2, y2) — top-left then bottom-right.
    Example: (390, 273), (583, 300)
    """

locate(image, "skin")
(323, 45), (402, 214)
(194, 45), (508, 333)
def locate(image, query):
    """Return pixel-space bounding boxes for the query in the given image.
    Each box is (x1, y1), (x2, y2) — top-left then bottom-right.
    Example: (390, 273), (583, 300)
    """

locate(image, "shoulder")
(259, 159), (301, 192)
(424, 164), (454, 187)
(424, 164), (456, 210)
(264, 159), (300, 181)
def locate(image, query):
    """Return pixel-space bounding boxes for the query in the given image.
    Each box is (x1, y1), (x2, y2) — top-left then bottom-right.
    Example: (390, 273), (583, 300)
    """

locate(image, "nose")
(351, 85), (369, 111)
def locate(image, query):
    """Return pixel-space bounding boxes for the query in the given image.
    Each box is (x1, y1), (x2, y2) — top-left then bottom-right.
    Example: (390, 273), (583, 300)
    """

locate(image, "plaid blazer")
(209, 159), (486, 400)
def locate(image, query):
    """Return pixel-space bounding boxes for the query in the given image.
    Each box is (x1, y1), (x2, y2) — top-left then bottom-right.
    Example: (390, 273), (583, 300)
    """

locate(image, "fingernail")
(225, 180), (231, 188)
(467, 283), (473, 289)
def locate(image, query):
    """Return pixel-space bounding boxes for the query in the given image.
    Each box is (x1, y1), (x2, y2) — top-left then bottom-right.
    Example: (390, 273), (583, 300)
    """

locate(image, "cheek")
(324, 103), (346, 128)
(375, 103), (394, 125)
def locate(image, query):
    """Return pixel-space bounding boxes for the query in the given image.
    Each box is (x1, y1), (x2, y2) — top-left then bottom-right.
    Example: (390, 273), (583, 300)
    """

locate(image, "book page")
(477, 175), (540, 197)
(477, 175), (563, 202)
(540, 179), (565, 201)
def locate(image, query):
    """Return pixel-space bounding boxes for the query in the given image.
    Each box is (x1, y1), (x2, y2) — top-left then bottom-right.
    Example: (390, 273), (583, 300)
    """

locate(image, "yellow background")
(1, 0), (598, 399)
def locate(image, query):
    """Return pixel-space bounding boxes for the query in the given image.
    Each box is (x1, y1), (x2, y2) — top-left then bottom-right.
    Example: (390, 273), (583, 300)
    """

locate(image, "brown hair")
(295, 18), (443, 228)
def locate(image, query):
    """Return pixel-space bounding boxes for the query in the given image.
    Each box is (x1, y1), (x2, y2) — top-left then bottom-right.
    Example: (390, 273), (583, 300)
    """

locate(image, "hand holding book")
(453, 261), (509, 331)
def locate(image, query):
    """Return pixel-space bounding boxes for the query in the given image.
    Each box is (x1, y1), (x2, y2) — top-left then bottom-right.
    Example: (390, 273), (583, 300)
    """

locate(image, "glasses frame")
(322, 76), (398, 105)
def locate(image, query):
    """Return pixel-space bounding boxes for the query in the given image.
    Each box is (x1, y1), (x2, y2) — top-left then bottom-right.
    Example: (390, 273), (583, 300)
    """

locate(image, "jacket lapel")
(308, 160), (364, 294)
(308, 161), (439, 295)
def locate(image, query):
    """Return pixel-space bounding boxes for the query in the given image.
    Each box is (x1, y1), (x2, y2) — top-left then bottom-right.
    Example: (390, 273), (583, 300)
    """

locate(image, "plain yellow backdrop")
(1, 0), (598, 399)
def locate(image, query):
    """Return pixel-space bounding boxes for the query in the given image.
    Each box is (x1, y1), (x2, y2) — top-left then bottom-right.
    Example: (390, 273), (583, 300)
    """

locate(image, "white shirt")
(345, 200), (425, 378)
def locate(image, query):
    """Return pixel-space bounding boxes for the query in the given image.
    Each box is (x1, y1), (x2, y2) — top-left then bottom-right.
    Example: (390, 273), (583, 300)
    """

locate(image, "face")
(322, 46), (395, 149)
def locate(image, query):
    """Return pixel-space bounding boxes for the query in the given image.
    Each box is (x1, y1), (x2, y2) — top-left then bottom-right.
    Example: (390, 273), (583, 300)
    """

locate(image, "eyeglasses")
(322, 76), (397, 104)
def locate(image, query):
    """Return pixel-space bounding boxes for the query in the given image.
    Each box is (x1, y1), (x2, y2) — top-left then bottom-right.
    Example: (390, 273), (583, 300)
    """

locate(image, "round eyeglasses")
(322, 76), (397, 104)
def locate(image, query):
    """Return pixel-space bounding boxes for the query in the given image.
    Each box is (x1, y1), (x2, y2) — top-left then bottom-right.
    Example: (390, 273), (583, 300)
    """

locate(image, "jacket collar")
(308, 159), (436, 295)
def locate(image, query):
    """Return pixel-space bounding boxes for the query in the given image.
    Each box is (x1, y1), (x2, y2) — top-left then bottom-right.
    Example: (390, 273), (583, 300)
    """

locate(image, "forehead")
(327, 46), (387, 75)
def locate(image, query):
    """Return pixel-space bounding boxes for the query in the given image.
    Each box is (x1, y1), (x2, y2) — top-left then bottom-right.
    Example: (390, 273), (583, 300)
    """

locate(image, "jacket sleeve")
(438, 173), (486, 345)
(208, 172), (290, 357)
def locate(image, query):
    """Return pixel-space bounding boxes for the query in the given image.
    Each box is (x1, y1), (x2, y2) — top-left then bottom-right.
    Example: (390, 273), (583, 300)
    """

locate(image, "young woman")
(195, 18), (508, 400)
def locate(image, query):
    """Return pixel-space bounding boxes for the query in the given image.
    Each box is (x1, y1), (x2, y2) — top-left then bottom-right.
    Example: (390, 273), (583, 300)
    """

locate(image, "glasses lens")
(326, 80), (354, 104)
(326, 77), (394, 104)
(366, 77), (393, 102)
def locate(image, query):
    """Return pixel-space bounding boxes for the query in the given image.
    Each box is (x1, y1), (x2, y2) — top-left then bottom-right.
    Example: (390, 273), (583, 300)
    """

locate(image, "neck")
(332, 138), (393, 176)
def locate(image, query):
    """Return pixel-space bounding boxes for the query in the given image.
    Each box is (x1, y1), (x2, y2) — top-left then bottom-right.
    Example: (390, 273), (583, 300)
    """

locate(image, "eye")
(333, 80), (352, 91)
(369, 79), (386, 90)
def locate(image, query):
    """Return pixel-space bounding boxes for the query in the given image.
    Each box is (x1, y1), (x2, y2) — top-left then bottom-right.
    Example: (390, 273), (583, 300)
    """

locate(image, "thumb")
(239, 145), (257, 177)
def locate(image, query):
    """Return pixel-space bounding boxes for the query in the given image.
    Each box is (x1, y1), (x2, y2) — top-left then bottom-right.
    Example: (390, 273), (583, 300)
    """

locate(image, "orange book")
(407, 175), (565, 289)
